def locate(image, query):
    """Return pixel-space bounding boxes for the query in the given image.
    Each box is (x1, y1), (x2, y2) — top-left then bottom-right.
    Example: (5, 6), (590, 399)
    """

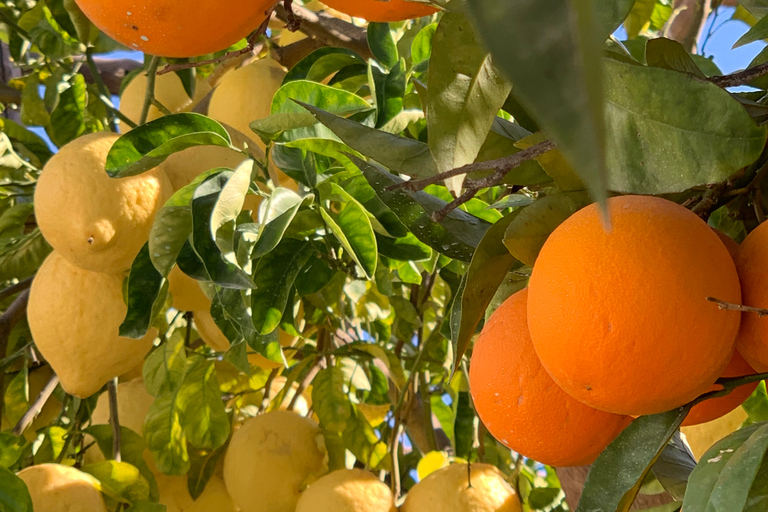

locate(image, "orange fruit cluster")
(471, 195), (762, 467)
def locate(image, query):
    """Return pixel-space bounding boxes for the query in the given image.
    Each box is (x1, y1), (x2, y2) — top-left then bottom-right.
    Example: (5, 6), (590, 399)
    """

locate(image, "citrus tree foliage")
(2, 0), (768, 511)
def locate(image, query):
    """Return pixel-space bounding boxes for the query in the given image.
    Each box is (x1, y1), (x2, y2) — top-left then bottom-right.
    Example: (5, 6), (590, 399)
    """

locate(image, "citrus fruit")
(193, 308), (294, 369)
(223, 411), (328, 512)
(168, 267), (211, 312)
(27, 252), (156, 398)
(119, 72), (211, 127)
(734, 220), (768, 371)
(320, 0), (438, 21)
(17, 463), (107, 512)
(401, 463), (521, 512)
(683, 350), (757, 426)
(470, 289), (631, 467)
(35, 132), (173, 273)
(713, 228), (739, 259)
(74, 0), (276, 57)
(416, 451), (451, 481)
(161, 145), (249, 191)
(527, 195), (742, 416)
(295, 468), (395, 512)
(91, 379), (153, 434)
(154, 473), (238, 512)
(681, 406), (748, 460)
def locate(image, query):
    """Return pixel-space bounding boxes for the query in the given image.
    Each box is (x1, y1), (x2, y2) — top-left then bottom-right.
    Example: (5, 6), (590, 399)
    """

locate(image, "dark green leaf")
(177, 357), (230, 450)
(466, 0), (608, 206)
(528, 487), (563, 509)
(428, 12), (512, 194)
(48, 74), (86, 147)
(368, 23), (398, 69)
(646, 38), (706, 78)
(376, 232), (432, 262)
(283, 47), (365, 84)
(119, 244), (168, 339)
(0, 465), (33, 512)
(454, 391), (474, 460)
(596, 0), (635, 38)
(735, 13), (768, 48)
(0, 229), (52, 282)
(249, 113), (318, 143)
(451, 212), (518, 368)
(312, 367), (353, 434)
(105, 113), (233, 178)
(319, 199), (377, 279)
(187, 446), (226, 500)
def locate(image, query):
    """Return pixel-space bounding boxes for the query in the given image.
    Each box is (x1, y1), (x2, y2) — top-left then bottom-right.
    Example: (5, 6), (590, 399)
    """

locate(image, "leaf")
(0, 229), (52, 282)
(454, 391), (474, 460)
(466, 0), (608, 206)
(0, 465), (33, 512)
(504, 192), (592, 266)
(320, 201), (378, 279)
(119, 244), (168, 339)
(368, 23), (398, 69)
(187, 447), (226, 500)
(369, 59), (407, 129)
(652, 432), (696, 500)
(82, 461), (150, 504)
(682, 422), (768, 511)
(250, 239), (312, 335)
(342, 406), (389, 469)
(624, 0), (656, 38)
(143, 331), (187, 398)
(144, 392), (189, 476)
(20, 73), (50, 127)
(735, 13), (768, 48)
(0, 434), (26, 468)
(603, 58), (767, 194)
(645, 38), (705, 78)
(48, 74), (86, 147)
(252, 188), (305, 258)
(312, 367), (353, 434)
(427, 12), (512, 194)
(300, 103), (437, 179)
(355, 157), (490, 262)
(596, 0), (635, 37)
(284, 47), (366, 84)
(576, 408), (691, 512)
(210, 160), (253, 255)
(177, 357), (230, 450)
(376, 232), (432, 262)
(744, 383), (768, 423)
(249, 113), (318, 143)
(451, 212), (518, 367)
(105, 113), (233, 178)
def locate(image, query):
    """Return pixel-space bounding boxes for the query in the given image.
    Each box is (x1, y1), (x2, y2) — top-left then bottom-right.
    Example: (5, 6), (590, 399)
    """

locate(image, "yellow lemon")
(34, 132), (173, 273)
(154, 473), (238, 512)
(296, 468), (396, 512)
(681, 406), (749, 460)
(27, 252), (156, 398)
(120, 72), (211, 126)
(168, 267), (211, 312)
(223, 411), (328, 512)
(402, 463), (522, 512)
(416, 451), (451, 481)
(17, 463), (107, 512)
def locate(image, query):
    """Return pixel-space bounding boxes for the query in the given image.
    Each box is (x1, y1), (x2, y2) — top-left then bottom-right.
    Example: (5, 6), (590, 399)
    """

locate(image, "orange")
(682, 350), (757, 426)
(74, 0), (276, 57)
(735, 220), (768, 371)
(319, 0), (438, 22)
(469, 289), (631, 467)
(528, 195), (742, 416)
(713, 229), (740, 259)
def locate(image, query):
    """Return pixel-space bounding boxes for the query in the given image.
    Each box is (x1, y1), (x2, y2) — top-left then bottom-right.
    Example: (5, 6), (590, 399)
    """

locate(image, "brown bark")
(665, 0), (709, 53)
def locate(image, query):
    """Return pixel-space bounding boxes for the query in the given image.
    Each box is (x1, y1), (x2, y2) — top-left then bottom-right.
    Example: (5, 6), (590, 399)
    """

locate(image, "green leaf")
(466, 0), (607, 206)
(355, 157), (490, 262)
(144, 392), (189, 476)
(105, 113), (233, 178)
(119, 244), (169, 339)
(0, 465), (33, 512)
(745, 383), (768, 423)
(210, 160), (253, 256)
(250, 239), (312, 335)
(82, 460), (150, 503)
(312, 367), (353, 434)
(427, 12), (512, 194)
(683, 422), (768, 511)
(369, 59), (407, 129)
(368, 23), (398, 69)
(252, 188), (305, 258)
(300, 102), (437, 179)
(596, 0), (635, 37)
(376, 232), (432, 262)
(187, 447), (226, 500)
(504, 191), (592, 267)
(0, 204), (34, 240)
(576, 408), (691, 512)
(342, 405), (389, 470)
(249, 113), (318, 143)
(735, 13), (768, 48)
(284, 47), (366, 84)
(177, 357), (230, 450)
(645, 38), (706, 78)
(454, 391), (474, 460)
(320, 202), (378, 279)
(412, 23), (437, 66)
(48, 74), (86, 147)
(143, 331), (187, 398)
(0, 434), (26, 468)
(624, 0), (656, 38)
(603, 58), (767, 194)
(0, 229), (52, 282)
(451, 212), (518, 368)
(20, 74), (50, 127)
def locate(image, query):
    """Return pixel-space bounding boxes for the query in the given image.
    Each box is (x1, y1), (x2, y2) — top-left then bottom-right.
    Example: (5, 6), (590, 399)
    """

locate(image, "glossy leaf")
(210, 159), (253, 255)
(466, 0), (608, 206)
(428, 12), (511, 194)
(0, 466), (33, 512)
(144, 392), (189, 476)
(48, 74), (86, 147)
(313, 367), (353, 434)
(82, 460), (150, 503)
(177, 357), (230, 450)
(105, 114), (233, 178)
(119, 244), (168, 339)
(451, 211), (518, 367)
(368, 23), (398, 69)
(744, 382), (768, 423)
(283, 47), (366, 84)
(143, 331), (187, 398)
(252, 188), (305, 258)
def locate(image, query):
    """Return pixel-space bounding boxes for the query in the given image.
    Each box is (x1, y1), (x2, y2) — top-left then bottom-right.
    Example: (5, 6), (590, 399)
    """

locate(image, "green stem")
(138, 56), (161, 126)
(85, 48), (119, 133)
(0, 9), (31, 41)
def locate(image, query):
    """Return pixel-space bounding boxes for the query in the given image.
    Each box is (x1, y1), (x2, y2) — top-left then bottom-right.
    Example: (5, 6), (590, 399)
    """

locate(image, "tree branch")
(0, 276), (33, 303)
(108, 378), (122, 462)
(707, 296), (768, 316)
(12, 374), (59, 436)
(709, 62), (768, 88)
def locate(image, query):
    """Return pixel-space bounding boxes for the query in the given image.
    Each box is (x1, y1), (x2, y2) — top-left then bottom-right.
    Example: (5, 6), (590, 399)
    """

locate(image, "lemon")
(296, 468), (396, 512)
(120, 72), (211, 126)
(154, 473), (238, 512)
(168, 267), (211, 312)
(17, 463), (107, 512)
(416, 451), (451, 481)
(27, 252), (156, 398)
(34, 132), (173, 273)
(681, 406), (748, 460)
(223, 411), (328, 512)
(402, 463), (522, 512)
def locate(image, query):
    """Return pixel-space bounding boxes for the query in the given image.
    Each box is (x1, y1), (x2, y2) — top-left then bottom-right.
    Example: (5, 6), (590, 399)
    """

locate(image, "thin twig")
(287, 363), (321, 411)
(85, 48), (119, 133)
(388, 140), (557, 193)
(258, 367), (280, 414)
(0, 276), (33, 303)
(157, 16), (272, 76)
(389, 422), (403, 499)
(138, 57), (161, 126)
(707, 297), (768, 316)
(12, 374), (59, 436)
(710, 61), (768, 88)
(108, 379), (122, 463)
(0, 10), (32, 41)
(283, 0), (301, 31)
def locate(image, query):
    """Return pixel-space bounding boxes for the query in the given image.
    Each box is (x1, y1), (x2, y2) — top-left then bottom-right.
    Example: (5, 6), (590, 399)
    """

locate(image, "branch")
(0, 276), (33, 303)
(709, 62), (768, 88)
(0, 289), (30, 350)
(108, 378), (122, 462)
(12, 374), (59, 436)
(707, 296), (768, 316)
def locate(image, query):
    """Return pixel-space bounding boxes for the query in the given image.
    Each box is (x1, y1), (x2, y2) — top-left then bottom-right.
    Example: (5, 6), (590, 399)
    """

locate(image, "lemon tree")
(3, 1), (768, 512)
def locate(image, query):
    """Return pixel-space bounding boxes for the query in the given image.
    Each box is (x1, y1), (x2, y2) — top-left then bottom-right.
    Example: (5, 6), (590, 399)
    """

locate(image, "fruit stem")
(138, 56), (161, 126)
(108, 378), (122, 462)
(706, 296), (768, 317)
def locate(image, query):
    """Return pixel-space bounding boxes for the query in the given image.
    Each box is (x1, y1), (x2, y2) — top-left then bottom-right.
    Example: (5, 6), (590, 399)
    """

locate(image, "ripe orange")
(319, 0), (438, 22)
(735, 220), (768, 371)
(469, 289), (631, 467)
(74, 0), (276, 57)
(682, 350), (756, 426)
(528, 195), (742, 416)
(713, 229), (740, 260)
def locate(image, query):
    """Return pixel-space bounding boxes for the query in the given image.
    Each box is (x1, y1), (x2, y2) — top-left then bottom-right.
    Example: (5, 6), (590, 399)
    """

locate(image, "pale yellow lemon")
(681, 406), (749, 460)
(168, 267), (211, 312)
(120, 72), (211, 127)
(154, 473), (238, 512)
(296, 468), (396, 512)
(17, 463), (107, 512)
